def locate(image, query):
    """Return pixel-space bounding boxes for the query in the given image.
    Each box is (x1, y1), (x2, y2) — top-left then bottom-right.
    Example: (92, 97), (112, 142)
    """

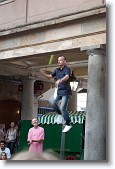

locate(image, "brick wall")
(0, 80), (22, 102)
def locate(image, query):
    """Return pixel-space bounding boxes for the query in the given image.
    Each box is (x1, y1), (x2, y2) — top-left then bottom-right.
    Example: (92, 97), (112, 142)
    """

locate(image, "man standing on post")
(40, 56), (72, 132)
(27, 118), (44, 153)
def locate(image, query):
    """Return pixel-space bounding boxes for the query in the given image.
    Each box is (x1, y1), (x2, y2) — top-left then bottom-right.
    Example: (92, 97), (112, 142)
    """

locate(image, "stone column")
(84, 46), (106, 160)
(33, 95), (39, 118)
(21, 78), (36, 120)
(68, 91), (77, 111)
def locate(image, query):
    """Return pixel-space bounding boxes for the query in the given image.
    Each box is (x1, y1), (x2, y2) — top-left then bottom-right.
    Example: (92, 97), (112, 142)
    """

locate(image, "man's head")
(58, 56), (66, 67)
(0, 141), (6, 150)
(31, 118), (38, 128)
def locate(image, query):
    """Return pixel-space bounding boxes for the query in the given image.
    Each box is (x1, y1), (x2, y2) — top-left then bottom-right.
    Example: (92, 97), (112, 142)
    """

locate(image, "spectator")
(5, 122), (17, 154)
(0, 124), (5, 142)
(11, 150), (59, 160)
(0, 141), (11, 159)
(27, 118), (44, 153)
(0, 152), (7, 160)
(14, 122), (20, 152)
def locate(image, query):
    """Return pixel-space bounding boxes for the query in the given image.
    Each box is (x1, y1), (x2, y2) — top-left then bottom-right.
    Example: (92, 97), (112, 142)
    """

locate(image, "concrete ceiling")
(0, 48), (88, 88)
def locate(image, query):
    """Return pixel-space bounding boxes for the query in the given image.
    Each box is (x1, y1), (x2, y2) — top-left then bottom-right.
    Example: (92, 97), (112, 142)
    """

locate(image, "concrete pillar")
(84, 47), (106, 160)
(33, 95), (39, 118)
(21, 78), (36, 120)
(68, 91), (77, 111)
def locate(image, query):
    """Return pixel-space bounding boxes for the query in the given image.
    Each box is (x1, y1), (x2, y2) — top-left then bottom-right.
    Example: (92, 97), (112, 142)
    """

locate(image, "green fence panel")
(17, 120), (32, 152)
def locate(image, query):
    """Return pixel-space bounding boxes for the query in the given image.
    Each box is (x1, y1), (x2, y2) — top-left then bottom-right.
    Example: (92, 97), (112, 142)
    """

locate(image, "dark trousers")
(6, 141), (15, 154)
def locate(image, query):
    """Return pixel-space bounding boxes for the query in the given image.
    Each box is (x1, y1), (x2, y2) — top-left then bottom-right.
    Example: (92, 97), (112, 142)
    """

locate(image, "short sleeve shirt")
(0, 147), (11, 159)
(51, 65), (72, 96)
(27, 126), (44, 153)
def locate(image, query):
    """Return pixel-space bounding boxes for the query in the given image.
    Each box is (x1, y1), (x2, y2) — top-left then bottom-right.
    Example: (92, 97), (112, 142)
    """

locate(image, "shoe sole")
(62, 126), (72, 133)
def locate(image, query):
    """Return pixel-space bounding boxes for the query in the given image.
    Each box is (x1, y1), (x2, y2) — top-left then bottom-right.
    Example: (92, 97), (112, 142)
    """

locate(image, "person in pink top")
(27, 118), (44, 153)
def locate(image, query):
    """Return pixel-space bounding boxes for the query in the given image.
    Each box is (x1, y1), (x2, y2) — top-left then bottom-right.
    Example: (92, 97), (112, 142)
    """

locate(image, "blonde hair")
(11, 150), (59, 161)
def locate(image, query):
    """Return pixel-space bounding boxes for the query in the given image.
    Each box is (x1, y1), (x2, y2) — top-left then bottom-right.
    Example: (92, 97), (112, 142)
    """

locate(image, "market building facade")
(0, 0), (106, 160)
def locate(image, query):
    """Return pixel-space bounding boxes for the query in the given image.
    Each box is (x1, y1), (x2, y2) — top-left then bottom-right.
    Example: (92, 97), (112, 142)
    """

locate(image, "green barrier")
(17, 120), (32, 152)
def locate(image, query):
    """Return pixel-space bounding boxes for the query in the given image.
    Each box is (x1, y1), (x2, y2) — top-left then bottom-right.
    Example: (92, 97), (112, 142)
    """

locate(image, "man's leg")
(60, 95), (72, 132)
(60, 95), (70, 124)
(49, 96), (62, 114)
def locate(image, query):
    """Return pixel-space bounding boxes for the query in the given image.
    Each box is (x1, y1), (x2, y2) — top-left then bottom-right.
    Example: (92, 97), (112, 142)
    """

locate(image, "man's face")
(58, 56), (66, 66)
(0, 143), (5, 150)
(32, 118), (38, 127)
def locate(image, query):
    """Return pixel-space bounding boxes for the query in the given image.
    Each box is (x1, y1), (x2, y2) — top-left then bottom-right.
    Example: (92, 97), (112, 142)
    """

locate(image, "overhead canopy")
(38, 111), (86, 125)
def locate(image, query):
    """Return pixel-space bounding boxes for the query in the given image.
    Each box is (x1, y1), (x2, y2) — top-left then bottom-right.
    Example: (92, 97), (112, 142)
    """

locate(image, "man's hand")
(40, 69), (46, 75)
(55, 79), (62, 86)
(27, 140), (33, 145)
(40, 69), (52, 79)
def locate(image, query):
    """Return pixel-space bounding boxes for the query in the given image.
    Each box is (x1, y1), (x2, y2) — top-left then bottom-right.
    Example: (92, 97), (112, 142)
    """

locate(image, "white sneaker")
(62, 125), (72, 133)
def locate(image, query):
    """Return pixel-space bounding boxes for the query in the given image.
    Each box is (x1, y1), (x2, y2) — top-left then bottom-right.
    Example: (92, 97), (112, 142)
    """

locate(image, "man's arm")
(27, 129), (32, 144)
(31, 139), (44, 143)
(56, 74), (69, 86)
(27, 139), (43, 145)
(40, 70), (53, 79)
(60, 74), (69, 83)
(6, 148), (11, 159)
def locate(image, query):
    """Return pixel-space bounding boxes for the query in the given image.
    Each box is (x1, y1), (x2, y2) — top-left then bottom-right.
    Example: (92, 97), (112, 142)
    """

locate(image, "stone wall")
(0, 80), (22, 102)
(0, 80), (54, 107)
